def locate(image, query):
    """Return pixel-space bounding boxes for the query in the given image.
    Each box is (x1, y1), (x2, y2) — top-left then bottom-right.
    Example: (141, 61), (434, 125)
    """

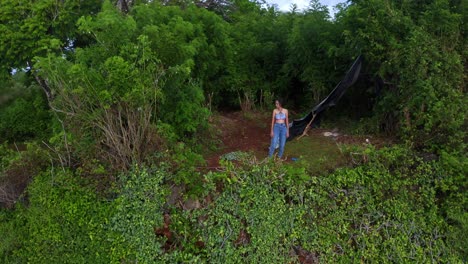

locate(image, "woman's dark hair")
(275, 98), (284, 106)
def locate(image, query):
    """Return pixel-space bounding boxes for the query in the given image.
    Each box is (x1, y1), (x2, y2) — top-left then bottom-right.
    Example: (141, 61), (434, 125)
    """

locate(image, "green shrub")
(161, 80), (210, 137)
(0, 142), (49, 208)
(1, 146), (464, 262)
(434, 151), (468, 259)
(0, 89), (51, 142)
(157, 138), (207, 198)
(109, 166), (167, 262)
(0, 166), (172, 263)
(2, 170), (116, 263)
(293, 146), (465, 262)
(197, 156), (300, 263)
(195, 148), (465, 262)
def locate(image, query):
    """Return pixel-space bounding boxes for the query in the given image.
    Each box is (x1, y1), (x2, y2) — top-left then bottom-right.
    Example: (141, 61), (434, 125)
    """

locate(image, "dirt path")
(205, 112), (271, 167)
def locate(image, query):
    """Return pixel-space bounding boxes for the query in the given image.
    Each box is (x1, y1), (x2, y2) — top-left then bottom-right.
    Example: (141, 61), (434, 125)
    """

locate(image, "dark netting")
(288, 55), (363, 140)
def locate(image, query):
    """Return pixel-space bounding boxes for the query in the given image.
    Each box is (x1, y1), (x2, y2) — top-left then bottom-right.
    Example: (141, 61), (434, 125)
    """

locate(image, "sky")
(266, 0), (345, 14)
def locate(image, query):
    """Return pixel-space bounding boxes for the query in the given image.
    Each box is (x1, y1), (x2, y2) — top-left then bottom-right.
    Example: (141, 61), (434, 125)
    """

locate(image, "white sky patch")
(276, 0), (308, 11)
(267, 0), (344, 15)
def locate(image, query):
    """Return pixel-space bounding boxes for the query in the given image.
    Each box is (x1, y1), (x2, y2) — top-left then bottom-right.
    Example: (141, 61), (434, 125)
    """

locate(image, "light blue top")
(275, 111), (286, 120)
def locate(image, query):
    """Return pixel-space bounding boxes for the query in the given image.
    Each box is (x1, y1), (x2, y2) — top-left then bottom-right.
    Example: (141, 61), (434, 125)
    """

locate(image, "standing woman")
(269, 99), (289, 159)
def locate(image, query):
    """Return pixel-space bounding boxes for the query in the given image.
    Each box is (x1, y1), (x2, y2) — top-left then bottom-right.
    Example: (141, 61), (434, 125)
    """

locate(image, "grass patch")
(284, 135), (347, 175)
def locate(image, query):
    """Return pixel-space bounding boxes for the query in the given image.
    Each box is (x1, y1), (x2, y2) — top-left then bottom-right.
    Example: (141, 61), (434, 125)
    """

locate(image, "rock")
(324, 132), (340, 137)
(234, 229), (251, 247)
(167, 184), (184, 206)
(182, 198), (201, 210)
(292, 245), (319, 264)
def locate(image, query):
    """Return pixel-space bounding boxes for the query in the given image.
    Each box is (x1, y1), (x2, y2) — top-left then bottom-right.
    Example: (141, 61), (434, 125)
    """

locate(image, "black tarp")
(288, 55), (363, 140)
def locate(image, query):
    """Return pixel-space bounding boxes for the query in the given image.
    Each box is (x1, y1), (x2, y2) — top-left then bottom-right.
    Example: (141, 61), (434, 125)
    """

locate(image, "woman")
(269, 99), (289, 159)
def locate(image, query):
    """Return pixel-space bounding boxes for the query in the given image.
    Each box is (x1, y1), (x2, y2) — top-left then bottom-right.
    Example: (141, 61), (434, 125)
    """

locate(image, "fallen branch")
(296, 113), (316, 140)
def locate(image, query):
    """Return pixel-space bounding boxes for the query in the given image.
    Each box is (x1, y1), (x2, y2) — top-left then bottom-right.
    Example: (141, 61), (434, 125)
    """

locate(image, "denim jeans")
(269, 123), (287, 158)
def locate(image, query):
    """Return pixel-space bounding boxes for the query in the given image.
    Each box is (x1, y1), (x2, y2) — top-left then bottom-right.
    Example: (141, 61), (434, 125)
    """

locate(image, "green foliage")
(160, 209), (206, 263)
(340, 0), (466, 152)
(109, 167), (166, 262)
(0, 0), (466, 263)
(0, 76), (51, 142)
(2, 0), (466, 155)
(162, 80), (209, 136)
(0, 166), (171, 263)
(35, 1), (166, 168)
(283, 134), (347, 175)
(0, 95), (50, 141)
(0, 142), (49, 208)
(1, 170), (116, 263)
(0, 208), (21, 263)
(131, 3), (217, 135)
(395, 28), (466, 151)
(285, 1), (339, 106)
(434, 150), (468, 258)
(296, 145), (466, 262)
(199, 156), (297, 263)
(34, 1), (222, 169)
(0, 143), (17, 170)
(190, 147), (465, 262)
(0, 147), (465, 262)
(0, 0), (101, 75)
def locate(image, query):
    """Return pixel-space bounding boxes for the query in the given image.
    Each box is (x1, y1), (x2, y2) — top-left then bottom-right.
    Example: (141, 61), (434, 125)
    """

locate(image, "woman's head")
(274, 98), (284, 109)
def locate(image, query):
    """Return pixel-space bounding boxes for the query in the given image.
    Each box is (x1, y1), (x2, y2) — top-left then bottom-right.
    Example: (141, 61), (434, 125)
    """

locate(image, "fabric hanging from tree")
(288, 55), (363, 140)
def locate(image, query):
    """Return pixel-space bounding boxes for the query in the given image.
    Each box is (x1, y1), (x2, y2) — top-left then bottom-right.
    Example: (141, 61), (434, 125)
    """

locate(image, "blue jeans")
(269, 123), (287, 158)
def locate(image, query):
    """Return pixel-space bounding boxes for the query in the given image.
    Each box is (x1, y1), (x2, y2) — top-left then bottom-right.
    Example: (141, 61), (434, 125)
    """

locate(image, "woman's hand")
(270, 131), (274, 138)
(287, 131), (290, 138)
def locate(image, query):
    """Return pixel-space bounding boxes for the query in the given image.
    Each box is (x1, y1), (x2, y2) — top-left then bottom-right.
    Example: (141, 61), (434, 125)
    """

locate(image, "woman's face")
(275, 100), (281, 109)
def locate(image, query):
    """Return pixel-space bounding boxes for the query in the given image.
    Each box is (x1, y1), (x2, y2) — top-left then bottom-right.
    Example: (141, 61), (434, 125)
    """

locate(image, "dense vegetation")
(0, 0), (466, 262)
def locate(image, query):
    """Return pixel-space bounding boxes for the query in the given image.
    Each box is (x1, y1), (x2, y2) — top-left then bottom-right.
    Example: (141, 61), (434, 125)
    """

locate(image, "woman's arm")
(286, 109), (289, 138)
(270, 110), (275, 138)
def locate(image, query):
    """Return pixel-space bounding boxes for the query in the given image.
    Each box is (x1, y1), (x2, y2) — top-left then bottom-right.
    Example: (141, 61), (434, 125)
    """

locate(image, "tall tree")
(0, 0), (101, 98)
(341, 0), (466, 151)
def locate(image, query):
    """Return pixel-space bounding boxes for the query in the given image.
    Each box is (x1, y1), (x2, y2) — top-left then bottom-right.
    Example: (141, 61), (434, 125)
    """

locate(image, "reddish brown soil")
(205, 112), (271, 167)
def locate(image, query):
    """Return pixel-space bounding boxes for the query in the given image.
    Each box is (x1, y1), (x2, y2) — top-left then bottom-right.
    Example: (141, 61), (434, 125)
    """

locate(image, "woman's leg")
(278, 125), (287, 158)
(269, 125), (280, 157)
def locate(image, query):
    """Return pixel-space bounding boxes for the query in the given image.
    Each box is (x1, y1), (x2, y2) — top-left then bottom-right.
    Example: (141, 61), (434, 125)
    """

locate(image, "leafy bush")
(0, 166), (171, 263)
(0, 88), (51, 142)
(193, 148), (465, 262)
(0, 143), (49, 208)
(293, 146), (466, 262)
(434, 151), (468, 258)
(109, 166), (167, 262)
(199, 157), (298, 263)
(1, 170), (116, 263)
(168, 142), (207, 197)
(340, 0), (466, 152)
(1, 146), (465, 262)
(161, 80), (210, 137)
